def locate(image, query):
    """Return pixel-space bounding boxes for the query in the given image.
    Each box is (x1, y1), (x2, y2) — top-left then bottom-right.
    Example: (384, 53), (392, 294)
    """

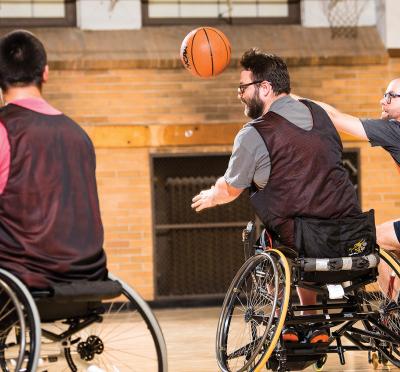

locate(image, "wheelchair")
(0, 270), (168, 371)
(216, 221), (400, 372)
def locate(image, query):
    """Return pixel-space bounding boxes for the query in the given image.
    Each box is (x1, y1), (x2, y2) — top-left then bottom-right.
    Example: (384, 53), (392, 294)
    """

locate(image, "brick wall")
(42, 60), (400, 300)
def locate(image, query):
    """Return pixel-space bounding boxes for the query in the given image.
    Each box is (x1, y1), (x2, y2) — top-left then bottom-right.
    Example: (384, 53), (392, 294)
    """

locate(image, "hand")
(191, 186), (216, 212)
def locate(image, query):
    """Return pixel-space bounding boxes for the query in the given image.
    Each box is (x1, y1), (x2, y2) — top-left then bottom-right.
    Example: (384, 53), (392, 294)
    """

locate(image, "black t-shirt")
(361, 119), (400, 165)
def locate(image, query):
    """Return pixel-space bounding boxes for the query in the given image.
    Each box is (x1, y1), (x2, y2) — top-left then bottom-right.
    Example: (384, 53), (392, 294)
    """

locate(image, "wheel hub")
(244, 308), (254, 322)
(77, 335), (104, 361)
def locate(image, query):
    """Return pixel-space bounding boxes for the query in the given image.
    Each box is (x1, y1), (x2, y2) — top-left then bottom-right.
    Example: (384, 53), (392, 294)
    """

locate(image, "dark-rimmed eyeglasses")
(238, 80), (263, 95)
(383, 92), (400, 104)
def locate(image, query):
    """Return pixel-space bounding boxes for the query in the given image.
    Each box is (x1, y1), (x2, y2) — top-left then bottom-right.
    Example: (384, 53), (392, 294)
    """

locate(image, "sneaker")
(308, 328), (329, 343)
(282, 326), (299, 342)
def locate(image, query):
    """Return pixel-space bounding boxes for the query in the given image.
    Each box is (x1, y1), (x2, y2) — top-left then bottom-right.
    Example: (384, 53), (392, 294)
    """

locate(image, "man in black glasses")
(192, 48), (362, 343)
(306, 78), (400, 252)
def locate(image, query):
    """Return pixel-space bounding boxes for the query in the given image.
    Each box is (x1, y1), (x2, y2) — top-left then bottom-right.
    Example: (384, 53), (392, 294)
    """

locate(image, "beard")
(243, 92), (264, 119)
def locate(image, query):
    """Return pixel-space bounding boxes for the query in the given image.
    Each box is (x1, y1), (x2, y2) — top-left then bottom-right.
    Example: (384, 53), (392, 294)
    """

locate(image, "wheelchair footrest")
(268, 353), (327, 371)
(284, 341), (330, 354)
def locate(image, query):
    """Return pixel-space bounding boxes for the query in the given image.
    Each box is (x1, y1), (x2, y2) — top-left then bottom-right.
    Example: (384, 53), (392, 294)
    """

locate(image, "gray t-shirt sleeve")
(361, 118), (400, 164)
(224, 126), (270, 189)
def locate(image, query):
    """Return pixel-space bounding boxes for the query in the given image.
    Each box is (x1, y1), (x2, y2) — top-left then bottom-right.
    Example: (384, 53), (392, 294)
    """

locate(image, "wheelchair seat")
(32, 279), (123, 322)
(0, 269), (168, 371)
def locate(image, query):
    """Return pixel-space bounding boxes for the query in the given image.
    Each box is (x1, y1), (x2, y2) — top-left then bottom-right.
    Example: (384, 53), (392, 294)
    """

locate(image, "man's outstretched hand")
(191, 177), (244, 213)
(192, 186), (217, 212)
(191, 186), (216, 212)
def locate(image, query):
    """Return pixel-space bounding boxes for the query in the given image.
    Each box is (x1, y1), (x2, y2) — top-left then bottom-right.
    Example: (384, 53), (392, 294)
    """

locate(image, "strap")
(300, 253), (379, 272)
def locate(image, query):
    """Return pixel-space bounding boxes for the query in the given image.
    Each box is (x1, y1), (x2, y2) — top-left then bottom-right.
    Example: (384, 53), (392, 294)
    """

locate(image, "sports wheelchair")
(216, 221), (400, 372)
(0, 270), (168, 371)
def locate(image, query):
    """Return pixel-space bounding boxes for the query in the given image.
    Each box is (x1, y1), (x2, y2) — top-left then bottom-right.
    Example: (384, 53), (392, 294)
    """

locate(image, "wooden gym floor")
(155, 306), (400, 372)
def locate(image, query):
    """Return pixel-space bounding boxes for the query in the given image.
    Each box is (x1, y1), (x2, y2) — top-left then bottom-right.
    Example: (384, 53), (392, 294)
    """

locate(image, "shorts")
(394, 221), (400, 243)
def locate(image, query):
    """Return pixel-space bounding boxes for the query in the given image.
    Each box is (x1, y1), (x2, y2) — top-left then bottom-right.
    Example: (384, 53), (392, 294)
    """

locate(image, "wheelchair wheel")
(40, 274), (167, 372)
(216, 249), (291, 372)
(0, 269), (41, 372)
(358, 250), (400, 367)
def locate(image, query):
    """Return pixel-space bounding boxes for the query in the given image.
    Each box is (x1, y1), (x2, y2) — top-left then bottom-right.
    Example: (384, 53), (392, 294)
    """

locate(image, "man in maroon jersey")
(0, 30), (107, 288)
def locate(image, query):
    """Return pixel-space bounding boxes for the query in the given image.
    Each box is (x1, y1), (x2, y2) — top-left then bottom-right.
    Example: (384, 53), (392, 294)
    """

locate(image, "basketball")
(180, 27), (231, 78)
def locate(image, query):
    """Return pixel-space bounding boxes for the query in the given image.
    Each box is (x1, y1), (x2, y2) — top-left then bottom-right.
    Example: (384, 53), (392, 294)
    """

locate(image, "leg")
(297, 287), (317, 315)
(296, 287), (329, 343)
(377, 219), (400, 251)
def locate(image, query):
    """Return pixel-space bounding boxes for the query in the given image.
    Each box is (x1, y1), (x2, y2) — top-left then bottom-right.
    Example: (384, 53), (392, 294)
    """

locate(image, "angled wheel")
(39, 274), (168, 372)
(358, 250), (400, 367)
(0, 269), (41, 372)
(216, 249), (291, 372)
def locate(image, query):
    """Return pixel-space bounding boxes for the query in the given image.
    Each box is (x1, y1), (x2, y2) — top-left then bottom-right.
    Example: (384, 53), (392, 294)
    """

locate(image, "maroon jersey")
(0, 103), (107, 288)
(250, 100), (361, 249)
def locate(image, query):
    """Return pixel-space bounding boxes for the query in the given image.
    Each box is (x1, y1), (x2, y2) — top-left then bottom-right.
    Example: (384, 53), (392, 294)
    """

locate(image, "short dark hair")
(0, 30), (47, 91)
(240, 48), (290, 95)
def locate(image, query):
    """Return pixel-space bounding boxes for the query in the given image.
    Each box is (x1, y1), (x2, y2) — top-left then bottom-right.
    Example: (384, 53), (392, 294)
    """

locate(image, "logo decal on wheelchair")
(348, 239), (367, 256)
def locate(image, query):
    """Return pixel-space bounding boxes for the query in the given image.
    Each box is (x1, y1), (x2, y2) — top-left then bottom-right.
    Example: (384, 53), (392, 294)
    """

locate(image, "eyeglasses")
(383, 92), (400, 104)
(238, 80), (263, 95)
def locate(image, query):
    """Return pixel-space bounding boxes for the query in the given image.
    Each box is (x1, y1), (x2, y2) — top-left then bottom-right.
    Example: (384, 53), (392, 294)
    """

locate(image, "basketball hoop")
(322, 0), (368, 38)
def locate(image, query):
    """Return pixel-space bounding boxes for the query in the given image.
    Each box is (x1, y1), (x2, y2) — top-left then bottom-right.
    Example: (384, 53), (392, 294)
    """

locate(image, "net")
(322, 0), (368, 38)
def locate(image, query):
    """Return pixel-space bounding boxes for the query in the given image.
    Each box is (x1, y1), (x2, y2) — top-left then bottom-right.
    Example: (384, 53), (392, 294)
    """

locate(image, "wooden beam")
(83, 124), (364, 148)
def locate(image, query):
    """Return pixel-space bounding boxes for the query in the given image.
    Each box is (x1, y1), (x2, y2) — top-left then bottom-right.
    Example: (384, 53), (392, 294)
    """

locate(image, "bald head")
(387, 78), (400, 92)
(380, 78), (400, 121)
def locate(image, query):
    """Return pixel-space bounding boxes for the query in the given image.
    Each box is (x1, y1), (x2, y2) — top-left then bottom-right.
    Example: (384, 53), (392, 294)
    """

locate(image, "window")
(152, 154), (256, 299)
(143, 0), (300, 26)
(0, 0), (76, 27)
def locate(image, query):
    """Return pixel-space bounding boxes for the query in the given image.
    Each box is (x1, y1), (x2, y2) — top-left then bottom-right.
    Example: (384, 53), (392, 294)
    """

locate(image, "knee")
(376, 221), (400, 250)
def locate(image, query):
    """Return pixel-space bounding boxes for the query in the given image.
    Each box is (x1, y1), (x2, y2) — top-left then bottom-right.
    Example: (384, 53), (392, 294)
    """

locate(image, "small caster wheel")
(314, 355), (327, 371)
(371, 352), (379, 370)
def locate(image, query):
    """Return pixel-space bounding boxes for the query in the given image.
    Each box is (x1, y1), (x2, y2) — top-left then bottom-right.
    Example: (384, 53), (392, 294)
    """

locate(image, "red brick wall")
(42, 60), (400, 299)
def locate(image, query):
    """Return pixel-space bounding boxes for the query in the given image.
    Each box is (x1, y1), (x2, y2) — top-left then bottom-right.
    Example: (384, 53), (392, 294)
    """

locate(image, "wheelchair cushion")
(32, 279), (123, 302)
(33, 280), (123, 322)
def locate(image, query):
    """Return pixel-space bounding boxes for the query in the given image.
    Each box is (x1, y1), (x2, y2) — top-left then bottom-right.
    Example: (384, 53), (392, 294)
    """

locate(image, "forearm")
(191, 177), (243, 212)
(292, 94), (368, 140)
(213, 177), (242, 205)
(317, 101), (368, 139)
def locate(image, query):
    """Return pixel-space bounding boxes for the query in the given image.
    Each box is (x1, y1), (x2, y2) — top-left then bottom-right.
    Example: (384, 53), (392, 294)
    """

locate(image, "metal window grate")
(153, 154), (254, 299)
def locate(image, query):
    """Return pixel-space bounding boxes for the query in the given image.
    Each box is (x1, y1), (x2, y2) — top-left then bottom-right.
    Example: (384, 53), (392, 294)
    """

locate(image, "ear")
(42, 65), (49, 84)
(260, 81), (271, 98)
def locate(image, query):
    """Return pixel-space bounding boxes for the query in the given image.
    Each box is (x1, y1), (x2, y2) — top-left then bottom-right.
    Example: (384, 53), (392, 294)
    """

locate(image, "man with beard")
(307, 78), (400, 251)
(191, 48), (362, 343)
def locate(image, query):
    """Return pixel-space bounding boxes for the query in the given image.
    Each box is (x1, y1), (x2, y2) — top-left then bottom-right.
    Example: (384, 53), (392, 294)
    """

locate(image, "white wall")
(378, 0), (400, 49)
(77, 0), (142, 30)
(301, 0), (376, 28)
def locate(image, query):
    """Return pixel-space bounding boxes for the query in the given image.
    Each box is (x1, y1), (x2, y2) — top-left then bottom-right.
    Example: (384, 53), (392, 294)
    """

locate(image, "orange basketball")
(180, 27), (231, 78)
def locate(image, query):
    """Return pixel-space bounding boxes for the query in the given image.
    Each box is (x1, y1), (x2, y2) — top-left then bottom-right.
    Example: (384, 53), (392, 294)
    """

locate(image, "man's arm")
(191, 176), (243, 212)
(291, 94), (368, 140)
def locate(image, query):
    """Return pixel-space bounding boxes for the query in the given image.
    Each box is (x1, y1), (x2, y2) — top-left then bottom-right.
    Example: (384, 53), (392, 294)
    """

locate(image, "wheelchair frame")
(216, 223), (400, 372)
(0, 270), (168, 372)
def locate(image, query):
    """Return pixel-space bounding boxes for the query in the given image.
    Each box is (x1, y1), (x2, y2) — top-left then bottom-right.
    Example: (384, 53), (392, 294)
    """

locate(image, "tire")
(216, 249), (291, 372)
(0, 269), (41, 372)
(358, 250), (400, 367)
(39, 274), (168, 372)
